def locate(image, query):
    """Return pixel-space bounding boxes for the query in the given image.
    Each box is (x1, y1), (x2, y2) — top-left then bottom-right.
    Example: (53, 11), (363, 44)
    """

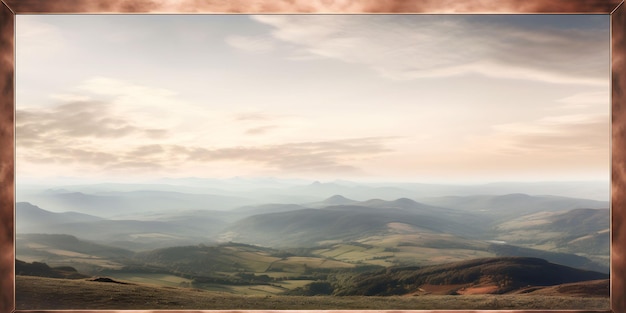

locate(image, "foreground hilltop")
(16, 275), (608, 310)
(15, 256), (609, 310)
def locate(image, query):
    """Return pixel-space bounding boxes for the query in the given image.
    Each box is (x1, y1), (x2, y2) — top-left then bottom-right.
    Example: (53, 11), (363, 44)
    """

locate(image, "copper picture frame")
(1, 0), (623, 312)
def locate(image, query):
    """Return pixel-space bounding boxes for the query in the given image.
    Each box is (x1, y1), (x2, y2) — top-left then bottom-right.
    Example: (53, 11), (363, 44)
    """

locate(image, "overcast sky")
(15, 14), (610, 184)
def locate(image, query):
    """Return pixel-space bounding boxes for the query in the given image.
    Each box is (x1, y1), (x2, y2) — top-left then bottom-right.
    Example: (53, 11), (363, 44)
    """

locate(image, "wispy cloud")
(226, 35), (275, 53)
(182, 137), (393, 173)
(16, 82), (394, 175)
(253, 15), (608, 85)
(18, 128), (393, 175)
(245, 125), (277, 135)
(556, 91), (609, 109)
(16, 100), (168, 148)
(77, 76), (178, 100)
(479, 114), (609, 155)
(233, 112), (273, 121)
(232, 112), (292, 136)
(14, 15), (609, 182)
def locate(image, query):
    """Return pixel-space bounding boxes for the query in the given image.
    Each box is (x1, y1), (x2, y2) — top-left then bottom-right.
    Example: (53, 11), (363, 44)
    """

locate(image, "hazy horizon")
(16, 176), (610, 205)
(16, 174), (610, 187)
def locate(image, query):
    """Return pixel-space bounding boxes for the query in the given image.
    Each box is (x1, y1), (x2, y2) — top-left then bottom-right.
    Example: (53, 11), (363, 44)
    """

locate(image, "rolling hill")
(16, 233), (135, 274)
(307, 195), (358, 207)
(18, 190), (256, 217)
(492, 208), (609, 262)
(16, 233), (134, 259)
(232, 203), (308, 215)
(15, 275), (610, 310)
(16, 259), (89, 279)
(486, 243), (608, 274)
(333, 257), (609, 296)
(417, 194), (608, 219)
(223, 204), (484, 247)
(16, 202), (104, 233)
(16, 202), (223, 250)
(129, 242), (357, 281)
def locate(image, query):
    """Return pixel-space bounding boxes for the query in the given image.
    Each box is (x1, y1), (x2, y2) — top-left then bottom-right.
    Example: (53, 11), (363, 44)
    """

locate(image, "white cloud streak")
(226, 35), (276, 53)
(556, 91), (609, 109)
(481, 114), (609, 154)
(16, 75), (396, 177)
(253, 15), (608, 85)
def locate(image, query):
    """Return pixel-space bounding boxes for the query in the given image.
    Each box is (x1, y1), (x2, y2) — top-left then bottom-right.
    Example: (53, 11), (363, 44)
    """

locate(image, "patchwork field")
(314, 230), (496, 267)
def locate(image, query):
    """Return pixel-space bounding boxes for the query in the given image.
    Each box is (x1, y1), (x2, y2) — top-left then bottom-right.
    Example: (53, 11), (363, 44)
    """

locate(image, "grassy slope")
(132, 243), (356, 277)
(226, 205), (484, 247)
(16, 275), (609, 310)
(333, 257), (609, 296)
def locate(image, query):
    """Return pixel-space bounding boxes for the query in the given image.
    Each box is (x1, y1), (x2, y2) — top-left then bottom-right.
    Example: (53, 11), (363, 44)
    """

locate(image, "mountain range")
(16, 187), (609, 272)
(14, 178), (611, 305)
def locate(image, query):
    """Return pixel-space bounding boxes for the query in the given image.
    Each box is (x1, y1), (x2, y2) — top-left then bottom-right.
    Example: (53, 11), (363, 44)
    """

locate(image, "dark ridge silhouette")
(15, 259), (89, 279)
(90, 277), (130, 284)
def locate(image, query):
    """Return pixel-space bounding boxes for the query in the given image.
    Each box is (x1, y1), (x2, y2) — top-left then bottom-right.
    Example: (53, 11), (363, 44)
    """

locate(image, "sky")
(15, 14), (610, 184)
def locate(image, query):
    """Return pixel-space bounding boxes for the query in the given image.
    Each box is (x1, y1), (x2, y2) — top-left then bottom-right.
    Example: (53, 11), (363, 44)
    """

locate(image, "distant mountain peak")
(323, 195), (355, 204)
(393, 198), (419, 205)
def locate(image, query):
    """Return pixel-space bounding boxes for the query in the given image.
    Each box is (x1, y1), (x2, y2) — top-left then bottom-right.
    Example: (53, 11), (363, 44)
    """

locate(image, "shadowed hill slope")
(334, 257), (609, 296)
(16, 259), (89, 279)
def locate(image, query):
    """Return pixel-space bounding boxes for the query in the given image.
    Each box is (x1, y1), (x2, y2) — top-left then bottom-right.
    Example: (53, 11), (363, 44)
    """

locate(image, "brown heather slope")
(16, 275), (609, 310)
(334, 257), (609, 296)
(511, 279), (609, 297)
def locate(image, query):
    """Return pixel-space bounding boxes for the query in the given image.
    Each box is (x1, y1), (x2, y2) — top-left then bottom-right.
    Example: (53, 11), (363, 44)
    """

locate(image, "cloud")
(397, 113), (610, 181)
(49, 93), (92, 102)
(245, 125), (277, 135)
(17, 77), (396, 177)
(126, 144), (165, 157)
(182, 137), (393, 173)
(226, 35), (275, 53)
(17, 93), (394, 174)
(483, 114), (609, 155)
(16, 92), (175, 177)
(556, 91), (609, 109)
(252, 15), (608, 85)
(16, 100), (168, 147)
(78, 76), (178, 99)
(18, 136), (393, 176)
(233, 112), (273, 121)
(232, 112), (293, 136)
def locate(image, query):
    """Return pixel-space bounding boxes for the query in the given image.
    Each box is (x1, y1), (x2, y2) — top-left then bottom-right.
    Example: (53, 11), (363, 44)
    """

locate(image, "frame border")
(1, 0), (623, 312)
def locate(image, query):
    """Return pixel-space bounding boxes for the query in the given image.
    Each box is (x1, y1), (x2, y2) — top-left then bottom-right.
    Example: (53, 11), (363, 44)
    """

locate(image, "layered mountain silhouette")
(417, 194), (607, 219)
